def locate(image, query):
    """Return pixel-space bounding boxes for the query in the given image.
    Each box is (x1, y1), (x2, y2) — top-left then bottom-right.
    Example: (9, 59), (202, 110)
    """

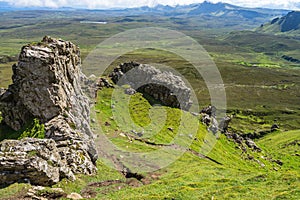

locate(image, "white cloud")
(3, 0), (300, 10)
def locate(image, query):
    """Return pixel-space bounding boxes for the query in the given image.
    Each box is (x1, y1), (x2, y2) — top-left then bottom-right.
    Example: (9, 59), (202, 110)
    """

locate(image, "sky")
(2, 0), (300, 10)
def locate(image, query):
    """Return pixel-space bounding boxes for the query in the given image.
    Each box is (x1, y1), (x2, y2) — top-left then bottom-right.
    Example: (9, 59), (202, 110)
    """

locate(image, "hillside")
(1, 86), (299, 199)
(0, 3), (299, 199)
(257, 11), (300, 35)
(0, 1), (289, 27)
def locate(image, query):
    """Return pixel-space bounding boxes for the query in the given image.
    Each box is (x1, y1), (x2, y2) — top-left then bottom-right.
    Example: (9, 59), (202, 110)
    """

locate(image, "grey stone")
(219, 116), (231, 133)
(124, 88), (136, 95)
(0, 36), (97, 186)
(271, 124), (279, 132)
(109, 62), (192, 110)
(0, 138), (73, 186)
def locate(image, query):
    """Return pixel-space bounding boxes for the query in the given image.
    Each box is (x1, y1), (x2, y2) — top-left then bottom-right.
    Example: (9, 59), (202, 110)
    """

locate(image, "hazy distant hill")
(123, 1), (289, 20)
(257, 11), (300, 35)
(0, 1), (289, 19)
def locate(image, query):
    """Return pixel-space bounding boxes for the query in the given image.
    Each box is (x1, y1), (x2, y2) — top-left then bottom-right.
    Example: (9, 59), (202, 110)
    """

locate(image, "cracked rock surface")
(0, 36), (97, 186)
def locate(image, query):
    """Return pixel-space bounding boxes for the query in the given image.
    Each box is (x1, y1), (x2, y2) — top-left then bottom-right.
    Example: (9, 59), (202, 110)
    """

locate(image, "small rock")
(271, 124), (279, 132)
(191, 112), (199, 116)
(167, 127), (174, 132)
(218, 116), (231, 133)
(67, 192), (83, 200)
(33, 186), (46, 191)
(124, 88), (136, 95)
(51, 188), (65, 193)
(136, 130), (144, 137)
(273, 159), (283, 166)
(27, 192), (35, 197)
(245, 138), (261, 152)
(119, 133), (126, 137)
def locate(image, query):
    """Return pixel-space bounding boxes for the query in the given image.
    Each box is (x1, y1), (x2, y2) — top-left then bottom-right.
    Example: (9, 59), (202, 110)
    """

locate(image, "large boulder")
(109, 62), (193, 110)
(0, 36), (97, 186)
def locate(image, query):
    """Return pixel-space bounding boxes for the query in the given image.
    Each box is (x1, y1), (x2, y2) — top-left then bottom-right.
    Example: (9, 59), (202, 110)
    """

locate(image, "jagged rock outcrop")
(200, 105), (220, 134)
(0, 36), (97, 186)
(109, 62), (192, 110)
(200, 105), (262, 153)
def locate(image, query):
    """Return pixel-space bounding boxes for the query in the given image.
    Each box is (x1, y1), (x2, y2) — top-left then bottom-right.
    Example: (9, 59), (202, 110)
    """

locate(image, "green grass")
(0, 118), (45, 141)
(0, 10), (299, 199)
(0, 87), (299, 199)
(0, 11), (300, 132)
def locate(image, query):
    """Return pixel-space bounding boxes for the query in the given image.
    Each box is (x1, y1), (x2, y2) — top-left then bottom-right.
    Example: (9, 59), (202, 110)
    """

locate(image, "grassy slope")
(0, 11), (299, 199)
(2, 88), (298, 199)
(92, 88), (300, 199)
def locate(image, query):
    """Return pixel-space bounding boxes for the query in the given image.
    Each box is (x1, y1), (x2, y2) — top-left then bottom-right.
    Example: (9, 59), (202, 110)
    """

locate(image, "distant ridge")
(0, 1), (290, 19)
(257, 11), (300, 35)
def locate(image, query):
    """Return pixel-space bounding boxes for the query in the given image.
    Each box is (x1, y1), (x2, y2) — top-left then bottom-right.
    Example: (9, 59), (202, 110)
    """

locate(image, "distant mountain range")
(0, 1), (290, 18)
(257, 11), (300, 35)
(0, 1), (293, 31)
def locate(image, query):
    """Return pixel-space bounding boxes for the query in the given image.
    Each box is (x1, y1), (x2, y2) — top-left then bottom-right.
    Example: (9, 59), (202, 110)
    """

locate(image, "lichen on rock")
(0, 36), (98, 186)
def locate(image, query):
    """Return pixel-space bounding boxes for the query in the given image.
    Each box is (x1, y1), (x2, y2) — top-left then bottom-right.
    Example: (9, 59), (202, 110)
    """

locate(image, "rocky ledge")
(0, 36), (97, 186)
(109, 62), (193, 110)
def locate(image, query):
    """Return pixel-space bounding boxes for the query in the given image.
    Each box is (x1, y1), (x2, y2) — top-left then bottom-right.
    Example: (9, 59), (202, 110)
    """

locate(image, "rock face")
(0, 36), (97, 186)
(109, 62), (192, 110)
(0, 138), (73, 186)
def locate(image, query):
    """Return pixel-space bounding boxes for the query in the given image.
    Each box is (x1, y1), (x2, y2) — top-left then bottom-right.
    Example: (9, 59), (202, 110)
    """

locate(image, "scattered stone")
(254, 159), (265, 167)
(208, 117), (219, 134)
(26, 186), (66, 200)
(245, 138), (261, 152)
(124, 88), (136, 95)
(219, 116), (231, 133)
(67, 192), (83, 200)
(131, 130), (143, 137)
(271, 124), (279, 132)
(272, 159), (283, 166)
(201, 105), (216, 117)
(119, 133), (126, 137)
(167, 127), (174, 132)
(191, 112), (199, 116)
(200, 106), (226, 134)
